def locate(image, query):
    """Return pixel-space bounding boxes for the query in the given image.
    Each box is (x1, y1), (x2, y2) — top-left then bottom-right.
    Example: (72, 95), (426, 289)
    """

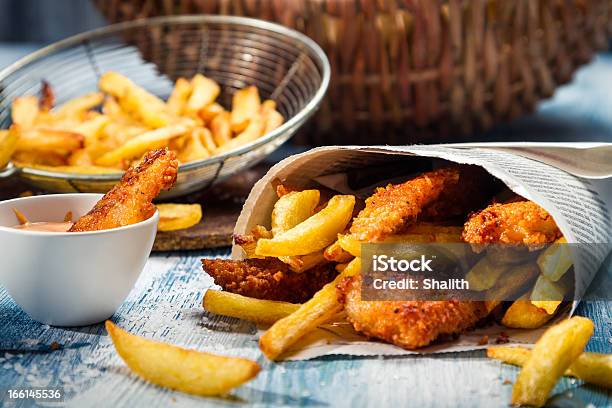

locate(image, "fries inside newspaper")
(201, 145), (611, 362)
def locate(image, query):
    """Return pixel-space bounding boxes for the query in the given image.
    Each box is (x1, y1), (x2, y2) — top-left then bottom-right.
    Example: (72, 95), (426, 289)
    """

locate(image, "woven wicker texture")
(95, 0), (612, 144)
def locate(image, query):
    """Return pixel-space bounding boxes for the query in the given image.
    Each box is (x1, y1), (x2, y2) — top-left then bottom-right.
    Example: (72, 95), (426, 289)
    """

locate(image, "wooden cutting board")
(0, 165), (270, 251)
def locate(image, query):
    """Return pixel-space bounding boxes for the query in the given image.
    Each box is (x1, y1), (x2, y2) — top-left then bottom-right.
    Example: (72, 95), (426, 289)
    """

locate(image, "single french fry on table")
(157, 203), (202, 232)
(230, 85), (261, 133)
(203, 290), (300, 325)
(106, 321), (260, 396)
(259, 257), (361, 360)
(487, 345), (612, 389)
(512, 316), (594, 407)
(256, 195), (356, 257)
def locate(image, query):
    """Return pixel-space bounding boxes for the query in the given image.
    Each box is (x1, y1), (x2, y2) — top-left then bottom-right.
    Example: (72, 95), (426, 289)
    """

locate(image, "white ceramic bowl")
(0, 194), (158, 326)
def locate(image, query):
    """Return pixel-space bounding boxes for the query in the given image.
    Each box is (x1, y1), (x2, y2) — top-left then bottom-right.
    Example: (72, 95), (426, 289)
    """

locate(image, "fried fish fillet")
(337, 275), (488, 349)
(349, 166), (495, 242)
(462, 201), (562, 246)
(202, 258), (338, 304)
(69, 148), (178, 232)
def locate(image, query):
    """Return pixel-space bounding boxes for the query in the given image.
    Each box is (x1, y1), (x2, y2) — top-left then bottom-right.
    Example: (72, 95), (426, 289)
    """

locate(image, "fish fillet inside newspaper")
(215, 144), (611, 360)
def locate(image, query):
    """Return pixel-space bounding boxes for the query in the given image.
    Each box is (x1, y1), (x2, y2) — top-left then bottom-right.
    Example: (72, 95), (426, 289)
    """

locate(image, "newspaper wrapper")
(231, 143), (612, 360)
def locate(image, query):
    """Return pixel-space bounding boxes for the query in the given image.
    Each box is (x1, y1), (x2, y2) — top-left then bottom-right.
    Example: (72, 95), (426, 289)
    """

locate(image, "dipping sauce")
(13, 222), (73, 232)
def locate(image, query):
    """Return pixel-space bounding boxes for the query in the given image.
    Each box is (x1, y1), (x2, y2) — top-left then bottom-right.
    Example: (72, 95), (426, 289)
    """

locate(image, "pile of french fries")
(466, 236), (573, 329)
(0, 71), (283, 173)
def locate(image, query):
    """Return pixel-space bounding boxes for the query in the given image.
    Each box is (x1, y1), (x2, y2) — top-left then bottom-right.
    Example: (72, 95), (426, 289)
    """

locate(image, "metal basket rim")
(0, 14), (331, 182)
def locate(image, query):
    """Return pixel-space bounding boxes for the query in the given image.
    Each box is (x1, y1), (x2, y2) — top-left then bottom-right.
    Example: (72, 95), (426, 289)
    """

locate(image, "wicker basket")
(95, 0), (612, 144)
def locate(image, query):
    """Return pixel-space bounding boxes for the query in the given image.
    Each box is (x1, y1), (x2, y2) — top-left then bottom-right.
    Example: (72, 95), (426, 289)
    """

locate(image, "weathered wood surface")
(0, 251), (610, 408)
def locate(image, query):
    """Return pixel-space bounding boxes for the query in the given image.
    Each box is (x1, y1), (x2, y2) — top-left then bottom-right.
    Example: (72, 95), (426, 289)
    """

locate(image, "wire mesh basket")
(0, 15), (330, 198)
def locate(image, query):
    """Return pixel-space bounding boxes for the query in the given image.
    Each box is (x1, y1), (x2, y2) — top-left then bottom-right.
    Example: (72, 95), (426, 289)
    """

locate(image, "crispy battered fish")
(337, 275), (488, 349)
(462, 201), (562, 246)
(69, 148), (178, 232)
(349, 166), (495, 242)
(202, 258), (337, 303)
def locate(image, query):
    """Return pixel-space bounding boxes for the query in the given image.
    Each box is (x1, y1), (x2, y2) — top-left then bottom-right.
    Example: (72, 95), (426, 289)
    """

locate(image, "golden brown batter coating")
(69, 148), (178, 232)
(462, 201), (562, 246)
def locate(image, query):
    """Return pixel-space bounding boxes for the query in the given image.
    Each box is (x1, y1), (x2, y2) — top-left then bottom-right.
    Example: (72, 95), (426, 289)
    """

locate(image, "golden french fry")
(54, 92), (103, 118)
(538, 237), (572, 281)
(167, 77), (191, 115)
(337, 233), (362, 257)
(465, 256), (508, 291)
(74, 114), (110, 146)
(196, 127), (217, 153)
(530, 274), (571, 303)
(95, 123), (190, 165)
(176, 130), (210, 163)
(203, 290), (299, 324)
(487, 346), (612, 388)
(157, 203), (202, 232)
(200, 102), (224, 124)
(512, 317), (594, 407)
(279, 251), (327, 273)
(11, 96), (39, 127)
(216, 114), (265, 154)
(67, 149), (94, 166)
(14, 126), (83, 155)
(484, 263), (539, 313)
(211, 111), (232, 146)
(99, 71), (134, 96)
(324, 240), (354, 263)
(271, 189), (320, 236)
(185, 74), (220, 115)
(230, 86), (260, 132)
(501, 295), (554, 329)
(261, 100), (284, 134)
(234, 226), (272, 259)
(260, 257), (361, 360)
(0, 129), (18, 169)
(256, 195), (356, 257)
(530, 300), (561, 315)
(12, 151), (67, 167)
(13, 208), (29, 225)
(106, 321), (260, 396)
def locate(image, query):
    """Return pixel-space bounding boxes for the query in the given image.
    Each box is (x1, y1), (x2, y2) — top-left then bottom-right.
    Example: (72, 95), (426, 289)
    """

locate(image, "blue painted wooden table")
(0, 45), (611, 407)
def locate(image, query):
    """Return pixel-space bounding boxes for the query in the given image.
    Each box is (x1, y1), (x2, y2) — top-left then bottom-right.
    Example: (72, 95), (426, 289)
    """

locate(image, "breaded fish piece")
(337, 275), (488, 349)
(462, 201), (562, 246)
(202, 258), (337, 304)
(349, 167), (461, 242)
(70, 148), (178, 232)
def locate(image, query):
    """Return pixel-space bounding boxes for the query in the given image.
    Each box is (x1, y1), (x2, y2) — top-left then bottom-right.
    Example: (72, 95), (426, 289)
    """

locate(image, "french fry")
(200, 102), (224, 124)
(185, 74), (220, 115)
(74, 114), (110, 145)
(230, 86), (260, 132)
(12, 96), (39, 127)
(13, 208), (29, 225)
(95, 123), (190, 165)
(512, 316), (594, 407)
(197, 127), (217, 153)
(271, 189), (320, 235)
(234, 226), (272, 259)
(530, 274), (571, 303)
(487, 346), (612, 389)
(216, 114), (265, 155)
(324, 240), (354, 263)
(337, 233), (362, 257)
(99, 71), (134, 96)
(176, 130), (210, 163)
(483, 263), (539, 313)
(261, 100), (284, 134)
(530, 300), (561, 315)
(14, 126), (83, 155)
(256, 195), (355, 257)
(13, 151), (67, 167)
(53, 92), (104, 118)
(501, 295), (554, 329)
(537, 237), (572, 281)
(259, 257), (361, 360)
(203, 290), (299, 324)
(106, 321), (260, 396)
(67, 149), (94, 166)
(465, 256), (509, 291)
(157, 203), (202, 232)
(166, 77), (191, 115)
(0, 129), (18, 168)
(211, 111), (232, 146)
(279, 251), (327, 273)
